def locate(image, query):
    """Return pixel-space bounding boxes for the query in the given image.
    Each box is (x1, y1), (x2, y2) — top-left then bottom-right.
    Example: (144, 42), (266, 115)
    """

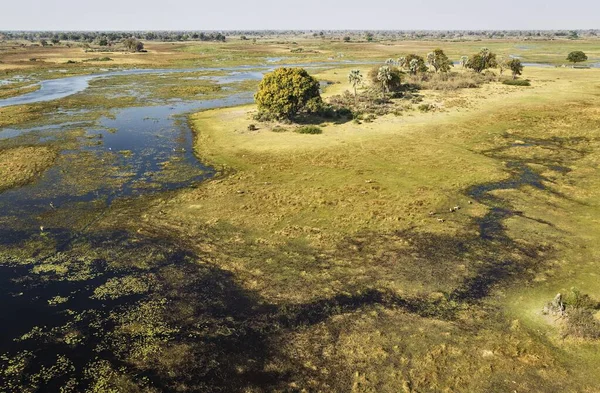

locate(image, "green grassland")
(0, 39), (600, 392)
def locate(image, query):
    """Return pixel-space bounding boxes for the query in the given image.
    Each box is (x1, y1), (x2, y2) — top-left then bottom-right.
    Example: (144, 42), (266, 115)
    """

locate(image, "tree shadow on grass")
(0, 134), (592, 392)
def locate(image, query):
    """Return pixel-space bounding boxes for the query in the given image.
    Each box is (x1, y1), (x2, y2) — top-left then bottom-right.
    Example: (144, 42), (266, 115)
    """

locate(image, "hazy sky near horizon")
(2, 0), (598, 30)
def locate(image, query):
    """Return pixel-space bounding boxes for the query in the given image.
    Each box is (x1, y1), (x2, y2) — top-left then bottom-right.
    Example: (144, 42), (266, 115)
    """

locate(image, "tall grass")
(406, 71), (497, 91)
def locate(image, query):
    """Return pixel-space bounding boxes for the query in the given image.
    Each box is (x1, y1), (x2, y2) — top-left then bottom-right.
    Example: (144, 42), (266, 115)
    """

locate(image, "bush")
(565, 308), (600, 339)
(418, 103), (435, 112)
(247, 124), (258, 131)
(406, 71), (496, 91)
(567, 51), (588, 64)
(295, 125), (322, 134)
(83, 57), (113, 62)
(123, 38), (144, 52)
(502, 79), (531, 86)
(402, 54), (428, 74)
(466, 48), (497, 73)
(271, 126), (287, 133)
(254, 67), (323, 120)
(329, 90), (401, 118)
(367, 66), (403, 92)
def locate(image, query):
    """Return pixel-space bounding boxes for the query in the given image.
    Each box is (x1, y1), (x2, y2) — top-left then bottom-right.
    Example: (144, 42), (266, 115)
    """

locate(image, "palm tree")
(348, 69), (363, 106)
(397, 56), (407, 69)
(460, 56), (469, 68)
(481, 48), (491, 63)
(377, 65), (392, 96)
(497, 56), (507, 75)
(409, 59), (420, 75)
(427, 52), (435, 71)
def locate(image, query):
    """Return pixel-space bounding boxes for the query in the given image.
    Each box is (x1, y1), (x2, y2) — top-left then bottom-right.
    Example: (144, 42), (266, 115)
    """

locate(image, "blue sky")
(2, 0), (598, 30)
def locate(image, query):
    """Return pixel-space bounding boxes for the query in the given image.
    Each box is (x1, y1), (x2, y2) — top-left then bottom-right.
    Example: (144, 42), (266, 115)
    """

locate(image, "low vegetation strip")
(0, 146), (57, 192)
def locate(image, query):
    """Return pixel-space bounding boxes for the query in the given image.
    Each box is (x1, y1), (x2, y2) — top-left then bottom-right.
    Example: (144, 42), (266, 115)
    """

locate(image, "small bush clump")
(83, 57), (113, 62)
(271, 126), (287, 133)
(247, 124), (258, 131)
(406, 71), (496, 91)
(295, 125), (322, 134)
(545, 289), (600, 340)
(418, 103), (436, 112)
(502, 79), (531, 86)
(564, 308), (600, 339)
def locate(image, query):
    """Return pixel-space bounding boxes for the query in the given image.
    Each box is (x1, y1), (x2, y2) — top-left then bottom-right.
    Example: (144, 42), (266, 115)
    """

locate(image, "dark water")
(0, 67), (265, 249)
(0, 61), (371, 249)
(0, 93), (253, 238)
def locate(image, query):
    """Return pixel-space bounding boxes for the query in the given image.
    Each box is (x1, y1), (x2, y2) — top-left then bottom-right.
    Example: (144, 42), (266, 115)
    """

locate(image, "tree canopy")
(368, 66), (403, 92)
(427, 49), (453, 73)
(254, 67), (323, 120)
(566, 51), (588, 63)
(123, 38), (144, 52)
(507, 59), (524, 79)
(466, 48), (497, 73)
(403, 54), (428, 74)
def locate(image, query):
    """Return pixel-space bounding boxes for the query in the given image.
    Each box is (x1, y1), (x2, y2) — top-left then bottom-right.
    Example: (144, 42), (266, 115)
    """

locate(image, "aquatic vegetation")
(0, 146), (57, 191)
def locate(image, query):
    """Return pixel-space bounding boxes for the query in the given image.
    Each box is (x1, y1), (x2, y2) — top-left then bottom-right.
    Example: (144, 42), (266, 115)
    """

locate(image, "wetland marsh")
(1, 37), (600, 392)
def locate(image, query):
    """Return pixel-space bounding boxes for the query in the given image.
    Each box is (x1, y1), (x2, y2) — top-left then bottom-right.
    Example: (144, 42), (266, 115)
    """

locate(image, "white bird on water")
(40, 226), (44, 232)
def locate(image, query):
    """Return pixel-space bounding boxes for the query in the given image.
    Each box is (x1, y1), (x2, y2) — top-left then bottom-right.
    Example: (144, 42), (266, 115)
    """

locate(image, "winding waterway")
(0, 62), (363, 248)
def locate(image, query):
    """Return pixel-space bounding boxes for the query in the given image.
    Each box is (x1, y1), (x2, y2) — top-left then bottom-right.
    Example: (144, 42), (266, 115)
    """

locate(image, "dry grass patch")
(0, 146), (57, 191)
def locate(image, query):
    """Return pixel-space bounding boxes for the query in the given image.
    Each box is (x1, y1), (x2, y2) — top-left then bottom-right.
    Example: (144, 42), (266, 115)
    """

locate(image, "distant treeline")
(0, 31), (227, 43)
(0, 30), (598, 44)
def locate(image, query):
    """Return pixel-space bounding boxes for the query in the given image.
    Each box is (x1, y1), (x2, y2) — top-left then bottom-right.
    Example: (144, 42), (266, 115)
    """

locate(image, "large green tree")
(466, 48), (497, 73)
(254, 67), (322, 120)
(566, 51), (588, 64)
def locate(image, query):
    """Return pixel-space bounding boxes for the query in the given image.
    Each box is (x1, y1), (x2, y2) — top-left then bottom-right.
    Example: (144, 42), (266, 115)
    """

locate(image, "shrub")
(367, 66), (403, 92)
(565, 308), (600, 339)
(271, 126), (287, 133)
(418, 103), (435, 112)
(123, 38), (144, 52)
(507, 58), (524, 79)
(329, 90), (395, 117)
(247, 124), (258, 131)
(502, 79), (531, 86)
(567, 51), (588, 64)
(427, 49), (453, 73)
(363, 114), (376, 123)
(83, 57), (113, 62)
(466, 48), (497, 73)
(255, 67), (323, 120)
(295, 125), (322, 134)
(406, 71), (496, 91)
(402, 54), (428, 74)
